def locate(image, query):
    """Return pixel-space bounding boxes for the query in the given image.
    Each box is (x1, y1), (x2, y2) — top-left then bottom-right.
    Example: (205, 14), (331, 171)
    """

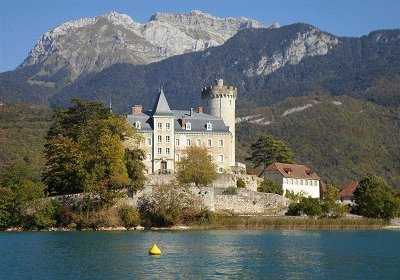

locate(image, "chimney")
(190, 107), (194, 116)
(198, 106), (203, 113)
(132, 105), (142, 114)
(181, 116), (186, 128)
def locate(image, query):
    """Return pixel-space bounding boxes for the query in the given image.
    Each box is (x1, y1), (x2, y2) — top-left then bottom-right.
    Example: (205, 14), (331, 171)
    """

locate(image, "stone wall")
(55, 174), (286, 215)
(213, 189), (289, 214)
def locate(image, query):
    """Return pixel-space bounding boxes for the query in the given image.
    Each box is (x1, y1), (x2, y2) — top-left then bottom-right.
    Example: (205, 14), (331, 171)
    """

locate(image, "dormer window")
(134, 121), (141, 129)
(186, 122), (191, 130)
(206, 122), (212, 131)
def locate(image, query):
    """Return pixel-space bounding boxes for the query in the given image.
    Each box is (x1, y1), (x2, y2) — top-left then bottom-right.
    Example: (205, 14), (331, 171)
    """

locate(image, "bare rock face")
(20, 11), (271, 86)
(245, 28), (338, 77)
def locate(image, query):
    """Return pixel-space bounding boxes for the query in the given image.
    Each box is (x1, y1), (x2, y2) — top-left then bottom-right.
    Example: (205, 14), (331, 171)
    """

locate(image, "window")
(186, 122), (191, 130)
(157, 148), (162, 155)
(176, 138), (180, 146)
(187, 139), (191, 146)
(166, 148), (170, 155)
(146, 153), (152, 161)
(314, 181), (318, 186)
(166, 122), (170, 130)
(218, 167), (224, 173)
(218, 154), (224, 162)
(157, 135), (162, 143)
(196, 139), (201, 146)
(219, 139), (224, 147)
(208, 139), (212, 147)
(158, 122), (162, 129)
(206, 122), (212, 130)
(300, 180), (303, 185)
(135, 121), (141, 129)
(166, 135), (170, 143)
(147, 138), (152, 146)
(176, 154), (180, 161)
(283, 178), (287, 184)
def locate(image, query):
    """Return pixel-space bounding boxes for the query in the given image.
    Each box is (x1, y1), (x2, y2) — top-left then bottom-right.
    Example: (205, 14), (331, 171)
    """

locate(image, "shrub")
(119, 205), (141, 229)
(258, 180), (283, 195)
(23, 199), (62, 229)
(236, 178), (246, 188)
(138, 182), (202, 227)
(222, 187), (238, 195)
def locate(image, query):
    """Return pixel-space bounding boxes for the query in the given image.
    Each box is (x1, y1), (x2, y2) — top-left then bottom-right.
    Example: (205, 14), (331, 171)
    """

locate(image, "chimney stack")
(190, 107), (194, 116)
(181, 116), (186, 128)
(132, 105), (142, 114)
(198, 106), (203, 113)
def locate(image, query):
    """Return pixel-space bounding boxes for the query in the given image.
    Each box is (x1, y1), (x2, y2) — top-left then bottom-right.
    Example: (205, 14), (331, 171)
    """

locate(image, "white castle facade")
(126, 79), (240, 174)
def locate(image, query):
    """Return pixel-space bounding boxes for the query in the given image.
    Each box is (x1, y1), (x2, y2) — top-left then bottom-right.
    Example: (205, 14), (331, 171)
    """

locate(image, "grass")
(191, 214), (388, 230)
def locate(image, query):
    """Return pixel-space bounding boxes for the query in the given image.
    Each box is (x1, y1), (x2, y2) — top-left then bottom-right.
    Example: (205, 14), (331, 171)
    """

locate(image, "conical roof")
(152, 88), (173, 116)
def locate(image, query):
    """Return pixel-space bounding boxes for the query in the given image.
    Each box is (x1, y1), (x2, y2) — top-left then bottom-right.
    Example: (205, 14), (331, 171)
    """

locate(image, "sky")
(0, 0), (399, 72)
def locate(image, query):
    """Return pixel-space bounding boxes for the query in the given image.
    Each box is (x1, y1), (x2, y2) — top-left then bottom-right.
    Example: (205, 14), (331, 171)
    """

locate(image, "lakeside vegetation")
(0, 100), (399, 231)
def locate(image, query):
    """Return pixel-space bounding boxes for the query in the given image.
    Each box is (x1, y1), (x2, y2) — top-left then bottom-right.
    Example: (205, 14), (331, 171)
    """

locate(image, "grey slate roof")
(127, 109), (230, 133)
(152, 89), (173, 116)
(127, 89), (230, 133)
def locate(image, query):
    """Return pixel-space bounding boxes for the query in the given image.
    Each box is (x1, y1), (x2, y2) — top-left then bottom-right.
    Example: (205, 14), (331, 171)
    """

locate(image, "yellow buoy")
(149, 244), (161, 255)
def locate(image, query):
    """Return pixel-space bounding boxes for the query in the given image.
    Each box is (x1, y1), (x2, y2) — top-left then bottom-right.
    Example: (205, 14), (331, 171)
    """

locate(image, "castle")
(126, 79), (240, 174)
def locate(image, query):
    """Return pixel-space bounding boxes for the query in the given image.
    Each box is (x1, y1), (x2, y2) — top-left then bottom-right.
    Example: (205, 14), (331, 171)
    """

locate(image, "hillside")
(0, 103), (52, 171)
(236, 95), (400, 188)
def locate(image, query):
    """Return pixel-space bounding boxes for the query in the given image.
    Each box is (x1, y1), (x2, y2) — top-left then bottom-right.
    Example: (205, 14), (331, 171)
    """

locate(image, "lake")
(1, 230), (399, 279)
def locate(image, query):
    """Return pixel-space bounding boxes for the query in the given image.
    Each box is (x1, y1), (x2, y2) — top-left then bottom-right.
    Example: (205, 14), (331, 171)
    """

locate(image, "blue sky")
(0, 0), (399, 72)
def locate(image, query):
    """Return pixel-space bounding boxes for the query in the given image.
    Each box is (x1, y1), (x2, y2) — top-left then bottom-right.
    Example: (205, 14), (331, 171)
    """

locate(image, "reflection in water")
(1, 230), (400, 279)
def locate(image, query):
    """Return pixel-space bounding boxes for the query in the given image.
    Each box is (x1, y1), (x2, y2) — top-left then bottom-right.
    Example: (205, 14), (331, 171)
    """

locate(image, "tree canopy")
(354, 174), (399, 219)
(43, 99), (135, 195)
(247, 134), (293, 174)
(177, 146), (218, 186)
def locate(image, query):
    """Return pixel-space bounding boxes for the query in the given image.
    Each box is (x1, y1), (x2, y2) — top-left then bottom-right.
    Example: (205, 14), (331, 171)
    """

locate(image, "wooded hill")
(237, 94), (400, 188)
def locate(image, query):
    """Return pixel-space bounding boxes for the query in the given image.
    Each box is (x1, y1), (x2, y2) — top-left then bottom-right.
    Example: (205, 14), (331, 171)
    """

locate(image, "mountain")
(236, 95), (400, 188)
(48, 24), (400, 113)
(15, 11), (268, 88)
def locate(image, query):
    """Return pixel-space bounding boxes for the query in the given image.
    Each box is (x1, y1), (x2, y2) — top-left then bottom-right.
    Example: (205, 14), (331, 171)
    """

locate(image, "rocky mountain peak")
(19, 11), (273, 87)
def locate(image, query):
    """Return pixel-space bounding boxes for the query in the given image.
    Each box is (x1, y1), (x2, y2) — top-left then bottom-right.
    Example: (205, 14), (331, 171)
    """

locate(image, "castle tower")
(202, 79), (237, 166)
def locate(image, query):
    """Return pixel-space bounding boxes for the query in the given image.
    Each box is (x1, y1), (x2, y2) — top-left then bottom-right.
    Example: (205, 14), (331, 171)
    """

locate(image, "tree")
(247, 135), (293, 175)
(177, 146), (218, 186)
(258, 179), (284, 195)
(43, 99), (134, 195)
(125, 148), (146, 194)
(321, 185), (344, 218)
(354, 173), (399, 220)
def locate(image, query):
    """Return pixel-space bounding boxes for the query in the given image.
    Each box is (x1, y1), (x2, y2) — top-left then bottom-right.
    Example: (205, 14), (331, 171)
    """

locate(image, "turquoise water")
(1, 230), (399, 279)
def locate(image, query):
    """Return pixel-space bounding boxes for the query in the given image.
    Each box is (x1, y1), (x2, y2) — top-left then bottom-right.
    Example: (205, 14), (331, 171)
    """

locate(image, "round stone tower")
(202, 79), (237, 166)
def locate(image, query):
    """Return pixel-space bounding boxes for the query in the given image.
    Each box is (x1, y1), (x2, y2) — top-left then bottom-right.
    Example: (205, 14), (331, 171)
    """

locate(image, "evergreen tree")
(247, 135), (293, 174)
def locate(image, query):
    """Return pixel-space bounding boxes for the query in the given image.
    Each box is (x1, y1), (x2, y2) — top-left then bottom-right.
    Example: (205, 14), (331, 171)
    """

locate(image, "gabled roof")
(265, 163), (320, 180)
(152, 88), (173, 116)
(340, 182), (358, 198)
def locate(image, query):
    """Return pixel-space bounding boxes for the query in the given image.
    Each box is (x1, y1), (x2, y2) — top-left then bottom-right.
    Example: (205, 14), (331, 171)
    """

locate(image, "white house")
(263, 163), (320, 198)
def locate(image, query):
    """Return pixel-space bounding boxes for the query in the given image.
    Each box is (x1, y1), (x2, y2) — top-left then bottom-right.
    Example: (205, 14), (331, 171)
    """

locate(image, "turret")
(202, 79), (237, 166)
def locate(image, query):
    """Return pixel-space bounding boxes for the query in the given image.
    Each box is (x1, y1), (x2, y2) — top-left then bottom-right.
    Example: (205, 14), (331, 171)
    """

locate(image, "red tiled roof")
(265, 163), (320, 180)
(340, 182), (358, 197)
